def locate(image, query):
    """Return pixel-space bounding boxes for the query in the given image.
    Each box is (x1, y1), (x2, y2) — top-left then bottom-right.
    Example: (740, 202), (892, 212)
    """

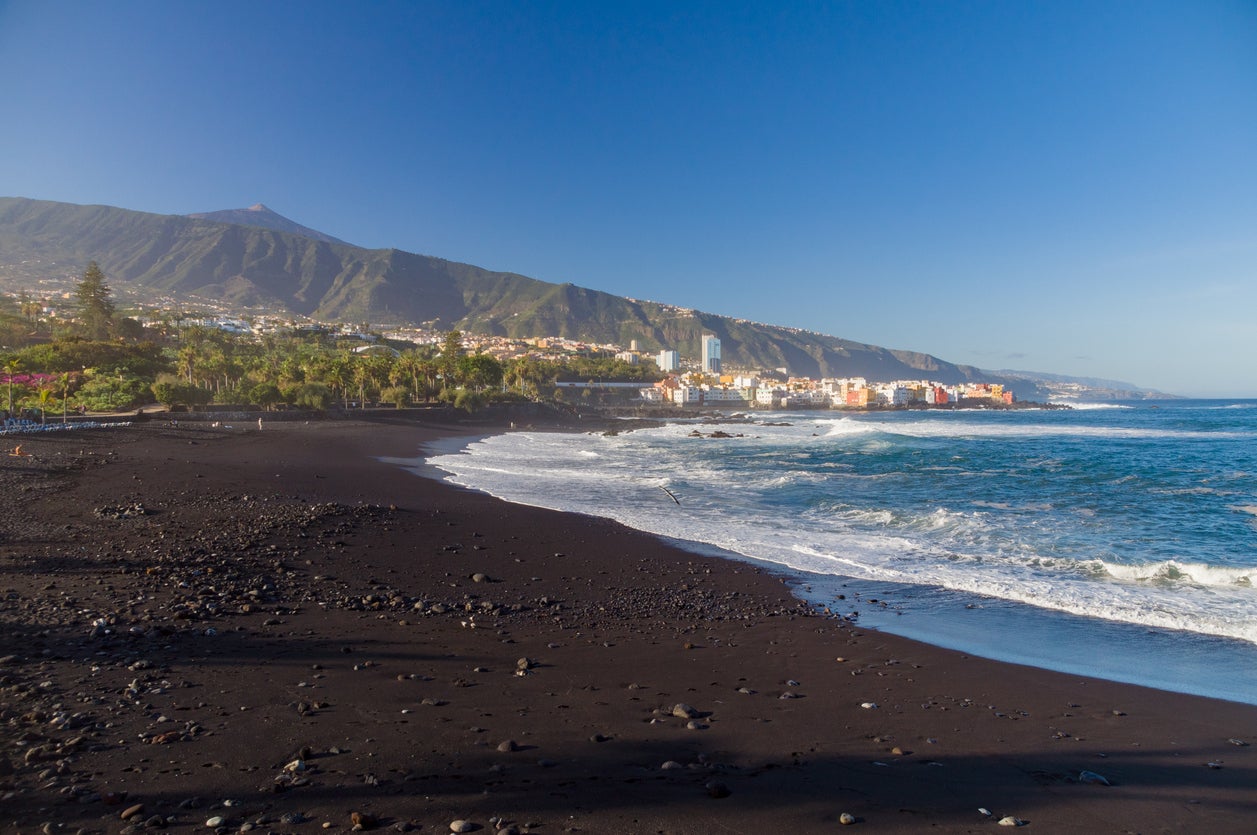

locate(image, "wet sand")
(1, 418), (1254, 834)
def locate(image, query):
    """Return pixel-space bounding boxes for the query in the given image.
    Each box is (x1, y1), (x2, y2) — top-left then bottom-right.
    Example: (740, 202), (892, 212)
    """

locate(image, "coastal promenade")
(1, 417), (1254, 833)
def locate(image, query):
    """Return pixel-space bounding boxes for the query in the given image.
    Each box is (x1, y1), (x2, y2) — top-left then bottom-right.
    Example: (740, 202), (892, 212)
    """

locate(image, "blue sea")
(422, 400), (1257, 704)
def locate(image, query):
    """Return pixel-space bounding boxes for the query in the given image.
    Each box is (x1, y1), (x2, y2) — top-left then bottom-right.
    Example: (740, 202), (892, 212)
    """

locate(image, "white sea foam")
(424, 414), (1257, 647)
(1097, 559), (1255, 588)
(1056, 402), (1134, 410)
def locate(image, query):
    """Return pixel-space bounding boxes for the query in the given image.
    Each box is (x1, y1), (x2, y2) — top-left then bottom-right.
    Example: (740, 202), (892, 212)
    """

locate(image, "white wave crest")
(418, 425), (1257, 646)
(822, 419), (878, 437)
(1098, 559), (1255, 588)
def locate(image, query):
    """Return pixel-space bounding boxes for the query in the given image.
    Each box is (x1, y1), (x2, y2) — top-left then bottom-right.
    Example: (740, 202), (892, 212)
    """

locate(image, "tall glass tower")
(701, 334), (721, 374)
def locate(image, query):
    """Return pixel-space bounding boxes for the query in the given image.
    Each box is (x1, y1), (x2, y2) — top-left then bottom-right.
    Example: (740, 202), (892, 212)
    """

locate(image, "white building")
(701, 386), (747, 403)
(671, 385), (703, 405)
(657, 350), (680, 372)
(755, 387), (786, 407)
(784, 389), (832, 408)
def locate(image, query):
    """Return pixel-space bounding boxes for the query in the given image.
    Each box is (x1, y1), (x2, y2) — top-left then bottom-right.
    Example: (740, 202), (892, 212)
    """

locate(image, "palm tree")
(4, 358), (21, 416)
(37, 386), (55, 424)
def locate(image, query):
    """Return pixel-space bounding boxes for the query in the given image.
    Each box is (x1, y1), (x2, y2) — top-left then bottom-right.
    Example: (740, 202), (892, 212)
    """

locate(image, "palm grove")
(0, 263), (661, 419)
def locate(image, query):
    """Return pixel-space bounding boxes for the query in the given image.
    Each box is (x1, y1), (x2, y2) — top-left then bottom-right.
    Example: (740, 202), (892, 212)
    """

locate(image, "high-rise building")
(657, 350), (680, 372)
(701, 334), (721, 374)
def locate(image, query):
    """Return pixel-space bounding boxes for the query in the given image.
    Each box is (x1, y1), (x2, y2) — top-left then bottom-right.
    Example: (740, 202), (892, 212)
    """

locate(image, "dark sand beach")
(2, 417), (1254, 834)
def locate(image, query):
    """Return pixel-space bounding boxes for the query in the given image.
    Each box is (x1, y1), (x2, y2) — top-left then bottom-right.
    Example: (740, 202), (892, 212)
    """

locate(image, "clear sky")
(2, 1), (1254, 396)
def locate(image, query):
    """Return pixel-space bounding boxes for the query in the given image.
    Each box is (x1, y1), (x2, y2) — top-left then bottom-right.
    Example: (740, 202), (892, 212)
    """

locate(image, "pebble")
(205, 816), (225, 828)
(839, 812), (856, 825)
(671, 703), (699, 719)
(705, 779), (730, 798)
(998, 816), (1025, 827)
(120, 803), (145, 821)
(497, 739), (520, 752)
(1079, 769), (1110, 785)
(860, 702), (878, 710)
(450, 820), (478, 833)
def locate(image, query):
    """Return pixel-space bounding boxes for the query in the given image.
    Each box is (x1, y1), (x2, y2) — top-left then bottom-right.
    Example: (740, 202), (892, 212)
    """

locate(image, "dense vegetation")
(0, 266), (661, 418)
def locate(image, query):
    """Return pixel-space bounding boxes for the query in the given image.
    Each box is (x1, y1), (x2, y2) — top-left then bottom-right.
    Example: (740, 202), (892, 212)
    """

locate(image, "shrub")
(291, 382), (333, 411)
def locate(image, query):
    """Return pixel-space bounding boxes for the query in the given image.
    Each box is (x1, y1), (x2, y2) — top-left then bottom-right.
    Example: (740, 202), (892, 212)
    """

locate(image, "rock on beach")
(0, 420), (1254, 835)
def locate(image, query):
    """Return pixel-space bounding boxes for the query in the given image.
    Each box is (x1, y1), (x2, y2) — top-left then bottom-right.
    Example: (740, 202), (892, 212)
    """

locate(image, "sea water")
(423, 400), (1257, 704)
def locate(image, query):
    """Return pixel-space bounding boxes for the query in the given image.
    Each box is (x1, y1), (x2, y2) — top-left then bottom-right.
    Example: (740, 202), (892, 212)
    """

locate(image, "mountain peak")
(188, 203), (349, 246)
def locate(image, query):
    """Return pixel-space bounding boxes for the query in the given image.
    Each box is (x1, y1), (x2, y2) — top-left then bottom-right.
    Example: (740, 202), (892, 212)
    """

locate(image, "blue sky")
(1, 1), (1254, 396)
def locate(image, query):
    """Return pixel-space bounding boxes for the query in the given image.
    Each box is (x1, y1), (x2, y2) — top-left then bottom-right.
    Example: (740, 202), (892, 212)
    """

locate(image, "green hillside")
(0, 197), (991, 382)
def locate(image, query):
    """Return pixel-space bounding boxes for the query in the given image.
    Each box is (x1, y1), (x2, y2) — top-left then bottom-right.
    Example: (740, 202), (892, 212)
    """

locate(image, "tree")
(75, 261), (115, 340)
(115, 317), (145, 341)
(292, 382), (333, 411)
(3, 358), (22, 415)
(150, 381), (180, 408)
(18, 290), (42, 329)
(380, 385), (409, 408)
(36, 386), (55, 423)
(438, 330), (465, 390)
(459, 353), (504, 391)
(248, 382), (284, 410)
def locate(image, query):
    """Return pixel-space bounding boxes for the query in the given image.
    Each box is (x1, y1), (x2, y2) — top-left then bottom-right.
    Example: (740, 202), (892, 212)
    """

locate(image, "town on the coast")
(631, 334), (1015, 409)
(0, 266), (1031, 421)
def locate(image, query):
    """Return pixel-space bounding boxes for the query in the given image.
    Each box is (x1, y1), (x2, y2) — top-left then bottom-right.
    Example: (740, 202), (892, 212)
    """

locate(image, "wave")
(646, 413), (1253, 444)
(1097, 559), (1255, 588)
(877, 420), (1250, 442)
(821, 419), (879, 438)
(422, 417), (1257, 646)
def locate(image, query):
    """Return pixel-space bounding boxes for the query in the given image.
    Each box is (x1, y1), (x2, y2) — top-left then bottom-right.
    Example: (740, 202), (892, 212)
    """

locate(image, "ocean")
(422, 400), (1257, 704)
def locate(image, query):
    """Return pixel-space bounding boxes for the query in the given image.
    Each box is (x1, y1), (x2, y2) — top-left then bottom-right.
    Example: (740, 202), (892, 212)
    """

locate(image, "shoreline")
(425, 418), (1257, 707)
(429, 433), (1257, 706)
(2, 418), (1254, 833)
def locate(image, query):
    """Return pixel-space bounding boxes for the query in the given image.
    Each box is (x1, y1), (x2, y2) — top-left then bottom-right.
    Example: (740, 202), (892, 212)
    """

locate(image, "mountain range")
(0, 196), (1159, 398)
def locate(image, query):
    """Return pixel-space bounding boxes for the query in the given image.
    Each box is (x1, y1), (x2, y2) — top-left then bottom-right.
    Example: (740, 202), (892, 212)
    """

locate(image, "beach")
(2, 417), (1254, 834)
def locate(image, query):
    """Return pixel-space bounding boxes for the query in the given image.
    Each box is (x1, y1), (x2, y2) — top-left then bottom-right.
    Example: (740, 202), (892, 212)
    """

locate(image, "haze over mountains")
(0, 196), (1160, 398)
